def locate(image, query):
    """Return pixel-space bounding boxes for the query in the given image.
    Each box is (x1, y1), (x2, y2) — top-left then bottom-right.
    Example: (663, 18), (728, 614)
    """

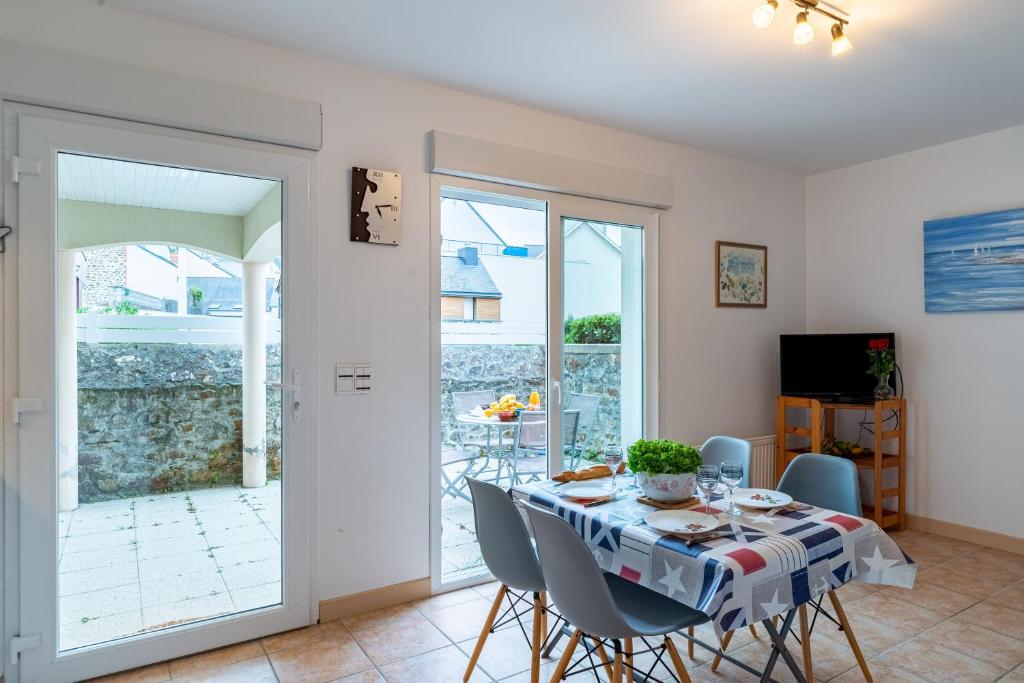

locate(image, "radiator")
(747, 435), (777, 488)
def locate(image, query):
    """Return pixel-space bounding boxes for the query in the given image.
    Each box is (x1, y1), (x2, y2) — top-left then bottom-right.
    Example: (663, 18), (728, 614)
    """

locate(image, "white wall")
(1, 0), (807, 602)
(806, 125), (1024, 538)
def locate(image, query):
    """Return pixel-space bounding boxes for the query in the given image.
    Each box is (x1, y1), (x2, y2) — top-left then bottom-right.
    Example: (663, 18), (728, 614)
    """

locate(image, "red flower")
(868, 338), (890, 350)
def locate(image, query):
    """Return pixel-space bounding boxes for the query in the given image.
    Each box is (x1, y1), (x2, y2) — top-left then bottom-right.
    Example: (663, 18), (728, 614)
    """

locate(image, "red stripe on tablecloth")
(824, 514), (863, 532)
(725, 548), (767, 575)
(620, 566), (641, 582)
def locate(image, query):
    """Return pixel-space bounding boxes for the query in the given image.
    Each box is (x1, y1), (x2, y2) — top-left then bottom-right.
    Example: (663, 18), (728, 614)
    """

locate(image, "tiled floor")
(60, 481), (282, 650)
(91, 530), (1024, 682)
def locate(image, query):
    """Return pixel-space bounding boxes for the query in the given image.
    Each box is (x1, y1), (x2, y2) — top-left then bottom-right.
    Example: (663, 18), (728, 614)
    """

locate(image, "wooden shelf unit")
(775, 396), (907, 530)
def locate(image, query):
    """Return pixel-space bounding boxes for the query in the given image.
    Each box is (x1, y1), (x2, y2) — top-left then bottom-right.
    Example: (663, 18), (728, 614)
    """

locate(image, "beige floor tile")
(875, 581), (979, 617)
(829, 660), (929, 682)
(957, 602), (1024, 634)
(813, 613), (915, 659)
(378, 643), (491, 682)
(967, 548), (1024, 582)
(350, 613), (450, 667)
(413, 586), (484, 615)
(834, 580), (880, 602)
(842, 592), (945, 634)
(268, 637), (374, 683)
(919, 619), (1024, 671)
(89, 661), (171, 682)
(333, 671), (385, 683)
(456, 625), (546, 680)
(168, 642), (265, 678)
(918, 565), (1008, 601)
(1002, 662), (1024, 682)
(173, 656), (277, 683)
(473, 581), (503, 599)
(260, 620), (351, 654)
(341, 603), (421, 631)
(421, 596), (502, 643)
(990, 579), (1024, 613)
(495, 657), (569, 683)
(875, 638), (1006, 682)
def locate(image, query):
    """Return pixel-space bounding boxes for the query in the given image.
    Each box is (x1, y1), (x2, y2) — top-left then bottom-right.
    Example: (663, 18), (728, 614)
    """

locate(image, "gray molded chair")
(777, 452), (861, 516)
(524, 503), (708, 682)
(464, 478), (549, 683)
(718, 453), (871, 682)
(565, 393), (600, 468)
(699, 436), (752, 488)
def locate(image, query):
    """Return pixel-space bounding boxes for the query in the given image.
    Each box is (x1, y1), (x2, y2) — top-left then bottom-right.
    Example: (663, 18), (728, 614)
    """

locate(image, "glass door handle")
(266, 369), (302, 421)
(552, 380), (562, 406)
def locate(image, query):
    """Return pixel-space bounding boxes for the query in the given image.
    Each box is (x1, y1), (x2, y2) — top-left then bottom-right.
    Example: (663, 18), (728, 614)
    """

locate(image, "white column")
(242, 261), (268, 488)
(57, 250), (79, 511)
(620, 229), (644, 448)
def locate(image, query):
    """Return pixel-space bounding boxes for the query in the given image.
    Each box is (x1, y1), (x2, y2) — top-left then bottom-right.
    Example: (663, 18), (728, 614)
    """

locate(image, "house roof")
(441, 255), (501, 298)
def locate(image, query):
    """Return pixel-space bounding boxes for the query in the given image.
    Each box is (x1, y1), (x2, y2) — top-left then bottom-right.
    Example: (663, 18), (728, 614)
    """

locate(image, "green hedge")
(564, 313), (621, 344)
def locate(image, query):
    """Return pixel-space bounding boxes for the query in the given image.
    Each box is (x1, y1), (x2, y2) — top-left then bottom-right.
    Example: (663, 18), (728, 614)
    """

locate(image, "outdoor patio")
(58, 481), (281, 651)
(440, 488), (485, 583)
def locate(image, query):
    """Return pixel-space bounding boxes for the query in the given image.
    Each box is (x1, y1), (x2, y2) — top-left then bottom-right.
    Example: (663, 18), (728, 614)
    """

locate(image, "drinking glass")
(696, 465), (720, 514)
(719, 460), (744, 516)
(604, 446), (623, 490)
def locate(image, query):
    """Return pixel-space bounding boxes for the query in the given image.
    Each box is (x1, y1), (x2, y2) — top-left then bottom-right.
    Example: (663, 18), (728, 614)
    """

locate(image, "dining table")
(511, 475), (917, 682)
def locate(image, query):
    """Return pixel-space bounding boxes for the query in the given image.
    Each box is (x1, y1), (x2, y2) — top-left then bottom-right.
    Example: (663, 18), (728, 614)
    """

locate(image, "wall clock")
(350, 167), (402, 246)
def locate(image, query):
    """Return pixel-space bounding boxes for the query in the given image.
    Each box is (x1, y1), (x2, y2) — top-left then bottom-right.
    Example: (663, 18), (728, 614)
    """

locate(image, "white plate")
(732, 489), (793, 509)
(643, 510), (720, 536)
(557, 481), (613, 499)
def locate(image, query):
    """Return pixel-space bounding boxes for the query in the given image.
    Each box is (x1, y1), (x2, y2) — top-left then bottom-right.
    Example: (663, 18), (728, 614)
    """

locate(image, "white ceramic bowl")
(635, 472), (697, 502)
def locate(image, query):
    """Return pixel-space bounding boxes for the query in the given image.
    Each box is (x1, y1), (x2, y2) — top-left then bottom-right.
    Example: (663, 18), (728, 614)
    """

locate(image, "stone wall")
(81, 246), (127, 308)
(77, 342), (281, 502)
(441, 343), (621, 457)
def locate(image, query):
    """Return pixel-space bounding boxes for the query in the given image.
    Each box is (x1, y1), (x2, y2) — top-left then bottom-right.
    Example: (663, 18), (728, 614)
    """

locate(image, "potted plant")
(866, 338), (896, 400)
(627, 438), (702, 502)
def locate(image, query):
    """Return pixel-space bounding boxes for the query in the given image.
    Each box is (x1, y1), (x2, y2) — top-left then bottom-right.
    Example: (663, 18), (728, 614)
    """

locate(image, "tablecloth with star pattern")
(511, 479), (916, 634)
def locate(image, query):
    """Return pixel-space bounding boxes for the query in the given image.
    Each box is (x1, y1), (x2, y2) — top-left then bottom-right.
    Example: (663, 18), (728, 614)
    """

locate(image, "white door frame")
(429, 175), (659, 592)
(2, 103), (319, 683)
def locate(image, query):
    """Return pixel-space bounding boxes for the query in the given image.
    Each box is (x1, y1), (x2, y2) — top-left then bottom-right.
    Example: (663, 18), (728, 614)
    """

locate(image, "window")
(441, 295), (466, 320)
(440, 295), (501, 321)
(474, 297), (500, 321)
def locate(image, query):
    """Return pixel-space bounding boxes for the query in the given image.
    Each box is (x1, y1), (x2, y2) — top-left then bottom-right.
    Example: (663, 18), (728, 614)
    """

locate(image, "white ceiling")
(101, 0), (1024, 174)
(58, 153), (278, 216)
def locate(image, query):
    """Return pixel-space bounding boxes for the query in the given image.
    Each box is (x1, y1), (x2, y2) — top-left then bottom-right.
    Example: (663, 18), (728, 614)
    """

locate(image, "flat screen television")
(780, 333), (896, 402)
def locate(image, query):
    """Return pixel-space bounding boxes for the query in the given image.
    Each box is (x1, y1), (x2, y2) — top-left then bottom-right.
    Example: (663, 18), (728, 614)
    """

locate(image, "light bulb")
(752, 0), (778, 29)
(793, 11), (815, 45)
(831, 23), (853, 56)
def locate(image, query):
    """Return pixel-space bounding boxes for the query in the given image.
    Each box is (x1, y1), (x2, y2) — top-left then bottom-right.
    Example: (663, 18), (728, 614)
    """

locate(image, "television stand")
(775, 395), (907, 530)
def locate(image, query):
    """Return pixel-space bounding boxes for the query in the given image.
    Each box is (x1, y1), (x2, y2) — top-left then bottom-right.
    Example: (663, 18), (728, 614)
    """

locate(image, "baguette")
(552, 462), (626, 483)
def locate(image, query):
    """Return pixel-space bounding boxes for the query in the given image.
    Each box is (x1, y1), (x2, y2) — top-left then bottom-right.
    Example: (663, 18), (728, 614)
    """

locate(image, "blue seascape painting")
(924, 207), (1024, 313)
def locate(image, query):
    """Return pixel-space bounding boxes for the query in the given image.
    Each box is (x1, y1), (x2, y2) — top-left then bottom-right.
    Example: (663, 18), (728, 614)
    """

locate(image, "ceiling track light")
(751, 0), (853, 57)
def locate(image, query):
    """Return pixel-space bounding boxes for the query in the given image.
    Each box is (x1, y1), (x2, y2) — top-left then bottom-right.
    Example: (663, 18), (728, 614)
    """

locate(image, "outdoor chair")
(715, 453), (871, 682)
(502, 410), (580, 485)
(565, 392), (600, 469)
(464, 478), (557, 683)
(443, 390), (497, 497)
(524, 503), (708, 682)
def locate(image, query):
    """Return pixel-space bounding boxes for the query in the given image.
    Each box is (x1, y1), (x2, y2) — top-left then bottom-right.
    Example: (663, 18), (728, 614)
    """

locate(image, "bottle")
(529, 390), (541, 407)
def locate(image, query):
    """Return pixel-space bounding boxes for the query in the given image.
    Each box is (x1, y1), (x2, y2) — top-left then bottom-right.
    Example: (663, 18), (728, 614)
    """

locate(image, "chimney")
(458, 246), (479, 266)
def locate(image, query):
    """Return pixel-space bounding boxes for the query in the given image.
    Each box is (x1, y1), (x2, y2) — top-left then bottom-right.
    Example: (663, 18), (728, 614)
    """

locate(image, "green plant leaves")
(626, 438), (702, 475)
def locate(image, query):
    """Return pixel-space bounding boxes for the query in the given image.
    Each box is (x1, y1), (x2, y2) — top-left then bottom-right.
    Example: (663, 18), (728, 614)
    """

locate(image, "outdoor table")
(455, 413), (521, 449)
(511, 477), (916, 682)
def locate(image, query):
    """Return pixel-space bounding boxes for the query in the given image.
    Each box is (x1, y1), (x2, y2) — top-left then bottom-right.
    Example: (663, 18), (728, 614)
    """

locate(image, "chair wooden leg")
(539, 591), (549, 646)
(828, 591), (873, 682)
(687, 625), (694, 658)
(612, 642), (624, 683)
(664, 635), (693, 683)
(711, 629), (734, 672)
(550, 629), (581, 683)
(531, 593), (543, 683)
(748, 623), (759, 638)
(624, 638), (633, 675)
(591, 638), (615, 681)
(464, 584), (508, 682)
(799, 604), (813, 682)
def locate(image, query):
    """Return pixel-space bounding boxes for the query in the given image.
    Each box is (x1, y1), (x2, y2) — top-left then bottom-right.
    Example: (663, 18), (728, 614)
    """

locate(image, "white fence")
(77, 313), (282, 345)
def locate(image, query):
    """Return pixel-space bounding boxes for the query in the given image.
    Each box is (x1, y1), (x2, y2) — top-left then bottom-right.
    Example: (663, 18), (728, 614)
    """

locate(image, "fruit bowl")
(497, 409), (518, 422)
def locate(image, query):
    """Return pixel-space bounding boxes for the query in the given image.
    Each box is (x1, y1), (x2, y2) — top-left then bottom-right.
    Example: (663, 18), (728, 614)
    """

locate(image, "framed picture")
(716, 241), (767, 308)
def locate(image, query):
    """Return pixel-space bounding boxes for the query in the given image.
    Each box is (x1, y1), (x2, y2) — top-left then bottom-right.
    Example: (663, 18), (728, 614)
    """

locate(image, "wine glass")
(719, 460), (744, 516)
(696, 465), (720, 514)
(604, 446), (623, 490)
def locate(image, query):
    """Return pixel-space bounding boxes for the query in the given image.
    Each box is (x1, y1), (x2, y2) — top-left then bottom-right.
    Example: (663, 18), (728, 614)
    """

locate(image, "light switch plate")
(354, 363), (372, 394)
(336, 363), (354, 395)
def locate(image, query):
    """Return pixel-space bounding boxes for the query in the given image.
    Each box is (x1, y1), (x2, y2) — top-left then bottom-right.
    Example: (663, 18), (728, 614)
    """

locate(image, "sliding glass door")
(432, 179), (658, 589)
